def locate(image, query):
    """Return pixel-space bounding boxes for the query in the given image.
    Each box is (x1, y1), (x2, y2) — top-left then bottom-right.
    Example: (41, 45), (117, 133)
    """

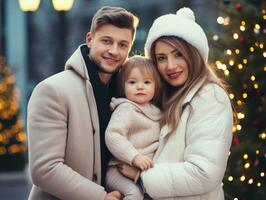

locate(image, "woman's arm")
(141, 85), (233, 198)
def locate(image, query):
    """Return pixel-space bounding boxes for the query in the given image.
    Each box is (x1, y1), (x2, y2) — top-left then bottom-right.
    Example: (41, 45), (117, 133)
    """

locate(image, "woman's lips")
(168, 71), (182, 79)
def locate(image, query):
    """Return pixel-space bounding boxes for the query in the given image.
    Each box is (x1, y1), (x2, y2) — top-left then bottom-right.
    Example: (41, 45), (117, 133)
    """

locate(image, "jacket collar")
(65, 44), (90, 80)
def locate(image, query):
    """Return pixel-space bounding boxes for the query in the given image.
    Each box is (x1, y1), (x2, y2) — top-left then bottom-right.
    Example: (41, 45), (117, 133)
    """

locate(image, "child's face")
(124, 67), (155, 104)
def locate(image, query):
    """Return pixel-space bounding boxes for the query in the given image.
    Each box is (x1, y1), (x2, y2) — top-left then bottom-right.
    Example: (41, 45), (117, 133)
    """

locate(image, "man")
(27, 6), (139, 200)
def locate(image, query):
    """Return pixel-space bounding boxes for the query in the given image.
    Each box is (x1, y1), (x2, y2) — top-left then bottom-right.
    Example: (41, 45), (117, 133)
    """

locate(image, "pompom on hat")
(144, 7), (209, 62)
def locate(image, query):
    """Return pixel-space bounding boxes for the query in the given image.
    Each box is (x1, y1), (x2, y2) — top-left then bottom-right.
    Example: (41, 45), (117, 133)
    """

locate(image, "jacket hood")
(64, 44), (89, 80)
(110, 97), (161, 121)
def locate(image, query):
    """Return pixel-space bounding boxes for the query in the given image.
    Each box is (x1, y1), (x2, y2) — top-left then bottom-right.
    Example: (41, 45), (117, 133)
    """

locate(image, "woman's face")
(154, 41), (189, 87)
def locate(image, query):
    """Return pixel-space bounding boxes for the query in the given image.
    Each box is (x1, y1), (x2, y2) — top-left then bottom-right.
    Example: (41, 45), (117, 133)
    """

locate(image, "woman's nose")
(166, 57), (176, 71)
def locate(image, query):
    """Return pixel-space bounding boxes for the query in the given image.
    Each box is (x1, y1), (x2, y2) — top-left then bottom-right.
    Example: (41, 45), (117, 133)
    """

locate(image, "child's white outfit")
(105, 98), (161, 200)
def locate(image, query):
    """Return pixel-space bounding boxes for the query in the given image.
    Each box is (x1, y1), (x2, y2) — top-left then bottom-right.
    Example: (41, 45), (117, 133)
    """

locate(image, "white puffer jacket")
(141, 83), (233, 200)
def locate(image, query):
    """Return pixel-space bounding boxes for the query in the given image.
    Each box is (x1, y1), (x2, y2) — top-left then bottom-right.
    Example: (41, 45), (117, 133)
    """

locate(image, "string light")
(235, 49), (240, 54)
(238, 64), (243, 69)
(250, 75), (255, 81)
(243, 154), (248, 159)
(233, 33), (239, 39)
(237, 112), (245, 119)
(229, 60), (234, 66)
(243, 58), (248, 64)
(240, 175), (246, 181)
(242, 93), (247, 99)
(226, 49), (232, 55)
(260, 172), (265, 177)
(229, 93), (234, 99)
(250, 47), (255, 52)
(244, 162), (250, 169)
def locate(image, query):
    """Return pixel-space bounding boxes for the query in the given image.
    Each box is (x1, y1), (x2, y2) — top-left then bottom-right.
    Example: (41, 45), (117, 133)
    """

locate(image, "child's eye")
(144, 80), (151, 84)
(128, 80), (136, 84)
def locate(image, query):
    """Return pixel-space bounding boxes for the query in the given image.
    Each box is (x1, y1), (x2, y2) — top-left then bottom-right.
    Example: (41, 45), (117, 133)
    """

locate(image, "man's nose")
(108, 44), (119, 55)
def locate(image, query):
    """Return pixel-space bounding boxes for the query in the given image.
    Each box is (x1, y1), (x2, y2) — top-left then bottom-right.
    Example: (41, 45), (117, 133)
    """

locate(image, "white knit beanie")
(144, 7), (209, 62)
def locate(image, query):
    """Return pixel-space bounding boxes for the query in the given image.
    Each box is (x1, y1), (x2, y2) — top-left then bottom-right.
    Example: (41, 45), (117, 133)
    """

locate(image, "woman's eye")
(175, 52), (182, 57)
(157, 56), (166, 61)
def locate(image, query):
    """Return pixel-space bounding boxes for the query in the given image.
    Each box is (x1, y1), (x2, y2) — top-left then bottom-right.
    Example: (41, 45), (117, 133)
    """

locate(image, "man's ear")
(86, 32), (92, 48)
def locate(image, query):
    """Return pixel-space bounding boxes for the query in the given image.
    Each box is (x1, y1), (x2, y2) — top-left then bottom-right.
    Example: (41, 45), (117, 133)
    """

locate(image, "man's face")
(86, 24), (133, 82)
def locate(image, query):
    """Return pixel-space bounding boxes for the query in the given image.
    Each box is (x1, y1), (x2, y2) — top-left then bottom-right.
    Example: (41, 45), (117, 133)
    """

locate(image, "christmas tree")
(0, 56), (27, 171)
(209, 0), (266, 199)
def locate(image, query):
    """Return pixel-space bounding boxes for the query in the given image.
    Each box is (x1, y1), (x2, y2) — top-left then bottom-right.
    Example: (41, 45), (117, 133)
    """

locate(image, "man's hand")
(132, 155), (154, 171)
(104, 191), (122, 200)
(117, 163), (140, 181)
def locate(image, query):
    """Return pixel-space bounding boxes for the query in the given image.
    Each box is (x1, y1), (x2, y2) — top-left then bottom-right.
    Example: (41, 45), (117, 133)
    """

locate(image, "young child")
(105, 55), (162, 199)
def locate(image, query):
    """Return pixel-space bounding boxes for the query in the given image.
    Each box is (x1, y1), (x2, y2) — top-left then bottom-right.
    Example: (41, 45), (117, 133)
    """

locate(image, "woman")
(119, 7), (235, 200)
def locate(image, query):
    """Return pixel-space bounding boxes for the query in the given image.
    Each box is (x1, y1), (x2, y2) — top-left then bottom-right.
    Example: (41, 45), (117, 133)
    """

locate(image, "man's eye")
(119, 43), (128, 49)
(102, 39), (111, 44)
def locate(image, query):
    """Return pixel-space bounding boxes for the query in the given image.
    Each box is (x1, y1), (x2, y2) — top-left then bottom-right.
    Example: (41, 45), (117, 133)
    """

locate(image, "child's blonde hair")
(117, 55), (162, 105)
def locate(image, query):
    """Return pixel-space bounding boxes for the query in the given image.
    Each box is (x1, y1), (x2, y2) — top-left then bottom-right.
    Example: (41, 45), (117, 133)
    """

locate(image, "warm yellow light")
(242, 93), (247, 99)
(240, 26), (245, 31)
(18, 0), (40, 12)
(261, 172), (265, 177)
(235, 49), (240, 54)
(251, 76), (256, 81)
(248, 179), (253, 184)
(241, 21), (246, 26)
(250, 47), (255, 52)
(226, 50), (232, 55)
(233, 33), (239, 39)
(237, 100), (243, 106)
(243, 154), (248, 159)
(240, 175), (245, 181)
(237, 112), (245, 119)
(254, 83), (259, 89)
(257, 182), (261, 187)
(52, 0), (75, 11)
(237, 125), (242, 130)
(261, 133), (266, 139)
(259, 43), (264, 49)
(229, 60), (234, 66)
(238, 64), (243, 69)
(255, 24), (260, 30)
(224, 70), (229, 76)
(244, 163), (250, 169)
(217, 17), (224, 24)
(233, 198), (238, 200)
(256, 150), (260, 154)
(228, 176), (233, 181)
(264, 66), (266, 72)
(229, 93), (234, 99)
(243, 59), (248, 64)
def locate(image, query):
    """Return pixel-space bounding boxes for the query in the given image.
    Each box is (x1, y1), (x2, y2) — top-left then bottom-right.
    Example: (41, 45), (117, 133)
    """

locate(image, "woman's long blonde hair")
(150, 36), (236, 134)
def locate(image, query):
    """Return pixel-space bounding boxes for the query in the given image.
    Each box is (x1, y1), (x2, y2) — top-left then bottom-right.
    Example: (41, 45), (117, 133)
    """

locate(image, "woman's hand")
(132, 155), (154, 171)
(117, 163), (140, 182)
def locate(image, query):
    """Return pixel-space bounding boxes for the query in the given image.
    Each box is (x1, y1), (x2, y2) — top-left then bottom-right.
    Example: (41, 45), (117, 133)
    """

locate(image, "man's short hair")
(90, 6), (139, 40)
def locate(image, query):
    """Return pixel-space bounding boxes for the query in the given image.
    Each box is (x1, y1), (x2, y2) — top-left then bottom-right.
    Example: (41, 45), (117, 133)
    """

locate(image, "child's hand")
(132, 155), (154, 171)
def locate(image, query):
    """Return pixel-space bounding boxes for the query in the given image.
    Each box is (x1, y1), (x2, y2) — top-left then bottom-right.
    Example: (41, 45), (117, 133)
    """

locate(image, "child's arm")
(105, 104), (140, 165)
